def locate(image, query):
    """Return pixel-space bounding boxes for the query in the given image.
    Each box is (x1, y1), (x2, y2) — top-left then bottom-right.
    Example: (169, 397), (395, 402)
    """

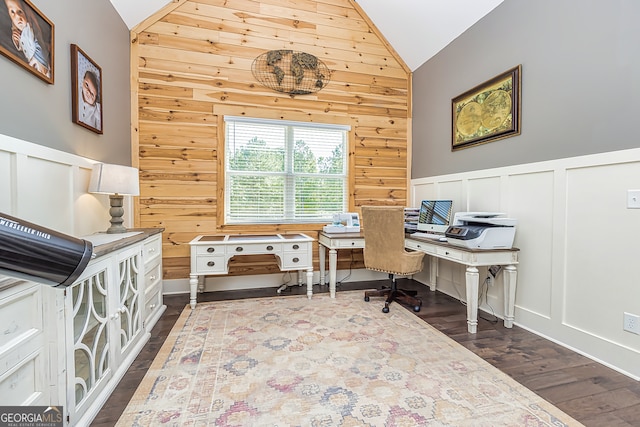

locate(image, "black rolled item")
(0, 213), (93, 287)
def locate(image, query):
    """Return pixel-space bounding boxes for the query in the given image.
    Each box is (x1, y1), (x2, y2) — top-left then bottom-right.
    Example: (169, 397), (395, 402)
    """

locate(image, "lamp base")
(107, 194), (128, 234)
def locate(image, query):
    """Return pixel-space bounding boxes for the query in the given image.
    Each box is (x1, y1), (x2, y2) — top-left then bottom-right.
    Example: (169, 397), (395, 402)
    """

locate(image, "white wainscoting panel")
(411, 148), (640, 379)
(0, 133), (132, 237)
(0, 150), (11, 213)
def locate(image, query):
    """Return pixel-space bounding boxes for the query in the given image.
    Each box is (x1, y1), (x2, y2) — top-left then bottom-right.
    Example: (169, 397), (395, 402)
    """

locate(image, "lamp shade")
(88, 163), (140, 196)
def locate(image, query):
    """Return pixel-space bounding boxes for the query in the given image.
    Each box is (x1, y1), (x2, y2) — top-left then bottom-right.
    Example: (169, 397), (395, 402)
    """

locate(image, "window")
(224, 116), (350, 224)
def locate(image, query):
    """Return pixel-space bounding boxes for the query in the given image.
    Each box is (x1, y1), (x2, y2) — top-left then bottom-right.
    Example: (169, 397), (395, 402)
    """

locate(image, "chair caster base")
(364, 296), (370, 302)
(413, 305), (421, 312)
(382, 305), (389, 313)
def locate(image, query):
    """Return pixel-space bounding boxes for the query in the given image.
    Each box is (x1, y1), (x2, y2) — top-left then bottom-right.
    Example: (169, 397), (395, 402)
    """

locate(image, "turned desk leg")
(318, 244), (326, 286)
(429, 257), (438, 292)
(328, 248), (337, 298)
(189, 274), (199, 309)
(465, 266), (480, 334)
(306, 268), (313, 299)
(503, 264), (517, 328)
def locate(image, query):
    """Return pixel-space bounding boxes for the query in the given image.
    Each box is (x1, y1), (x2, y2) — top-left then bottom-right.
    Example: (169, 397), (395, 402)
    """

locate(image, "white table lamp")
(88, 163), (140, 234)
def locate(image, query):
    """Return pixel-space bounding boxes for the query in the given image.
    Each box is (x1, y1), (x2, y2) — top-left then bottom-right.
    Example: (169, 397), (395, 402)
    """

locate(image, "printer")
(322, 212), (361, 233)
(445, 212), (517, 249)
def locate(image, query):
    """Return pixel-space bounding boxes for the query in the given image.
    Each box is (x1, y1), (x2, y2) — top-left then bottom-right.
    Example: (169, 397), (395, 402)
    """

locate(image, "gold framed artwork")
(0, 0), (54, 84)
(452, 65), (521, 151)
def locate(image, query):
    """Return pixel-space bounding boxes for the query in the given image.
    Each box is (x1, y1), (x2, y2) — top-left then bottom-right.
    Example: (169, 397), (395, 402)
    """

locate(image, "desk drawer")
(284, 241), (311, 252)
(279, 253), (312, 270)
(195, 256), (227, 273)
(335, 239), (364, 249)
(143, 235), (162, 263)
(227, 243), (282, 255)
(0, 348), (44, 405)
(436, 246), (464, 261)
(195, 245), (223, 255)
(405, 239), (436, 255)
(144, 285), (163, 321)
(0, 284), (42, 353)
(144, 260), (162, 288)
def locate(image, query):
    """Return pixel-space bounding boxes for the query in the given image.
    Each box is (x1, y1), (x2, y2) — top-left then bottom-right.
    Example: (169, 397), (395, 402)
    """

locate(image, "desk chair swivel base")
(364, 274), (422, 313)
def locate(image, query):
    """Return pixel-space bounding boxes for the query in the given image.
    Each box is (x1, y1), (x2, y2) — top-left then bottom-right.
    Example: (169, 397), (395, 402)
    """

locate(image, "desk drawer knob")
(266, 245), (273, 251)
(292, 257), (299, 263)
(207, 261), (215, 267)
(293, 244), (299, 250)
(207, 247), (215, 253)
(236, 247), (243, 252)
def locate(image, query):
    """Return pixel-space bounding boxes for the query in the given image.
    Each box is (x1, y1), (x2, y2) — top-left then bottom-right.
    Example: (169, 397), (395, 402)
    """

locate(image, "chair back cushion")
(361, 206), (425, 275)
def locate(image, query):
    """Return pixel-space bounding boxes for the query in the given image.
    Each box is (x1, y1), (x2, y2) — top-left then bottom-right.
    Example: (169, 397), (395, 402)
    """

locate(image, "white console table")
(189, 233), (314, 308)
(317, 231), (365, 298)
(318, 231), (519, 333)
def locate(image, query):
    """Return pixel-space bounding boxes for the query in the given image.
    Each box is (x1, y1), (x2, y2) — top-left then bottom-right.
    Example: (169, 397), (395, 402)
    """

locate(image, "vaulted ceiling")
(109, 0), (504, 71)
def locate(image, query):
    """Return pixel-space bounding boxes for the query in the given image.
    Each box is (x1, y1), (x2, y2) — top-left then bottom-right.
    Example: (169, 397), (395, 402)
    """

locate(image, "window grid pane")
(225, 117), (348, 224)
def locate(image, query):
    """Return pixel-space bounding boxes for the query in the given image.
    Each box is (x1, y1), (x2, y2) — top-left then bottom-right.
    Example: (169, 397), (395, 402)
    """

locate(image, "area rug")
(117, 291), (582, 426)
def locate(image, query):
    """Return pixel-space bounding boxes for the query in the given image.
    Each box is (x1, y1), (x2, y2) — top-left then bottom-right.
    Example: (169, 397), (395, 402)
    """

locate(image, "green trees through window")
(225, 117), (349, 224)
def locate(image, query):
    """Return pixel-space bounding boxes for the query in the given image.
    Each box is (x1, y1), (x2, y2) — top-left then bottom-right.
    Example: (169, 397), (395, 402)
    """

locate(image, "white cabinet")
(142, 234), (164, 328)
(62, 230), (163, 426)
(0, 279), (47, 406)
(0, 230), (164, 425)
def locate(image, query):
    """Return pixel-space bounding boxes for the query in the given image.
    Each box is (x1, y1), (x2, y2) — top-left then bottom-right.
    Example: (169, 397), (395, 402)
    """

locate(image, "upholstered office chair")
(361, 206), (425, 313)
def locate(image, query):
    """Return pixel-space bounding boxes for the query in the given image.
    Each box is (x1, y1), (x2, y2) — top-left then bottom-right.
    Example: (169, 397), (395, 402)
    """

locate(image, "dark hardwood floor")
(93, 279), (640, 426)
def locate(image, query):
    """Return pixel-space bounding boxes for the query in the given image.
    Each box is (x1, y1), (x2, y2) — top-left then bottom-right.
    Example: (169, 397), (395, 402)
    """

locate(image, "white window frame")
(224, 116), (350, 224)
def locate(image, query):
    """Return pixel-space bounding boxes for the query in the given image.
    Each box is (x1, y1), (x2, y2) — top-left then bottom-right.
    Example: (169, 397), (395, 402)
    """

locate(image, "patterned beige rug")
(117, 291), (583, 426)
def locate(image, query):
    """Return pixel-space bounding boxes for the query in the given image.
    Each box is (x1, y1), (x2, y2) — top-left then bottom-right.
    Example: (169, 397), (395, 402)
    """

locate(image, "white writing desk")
(318, 231), (519, 333)
(189, 233), (314, 308)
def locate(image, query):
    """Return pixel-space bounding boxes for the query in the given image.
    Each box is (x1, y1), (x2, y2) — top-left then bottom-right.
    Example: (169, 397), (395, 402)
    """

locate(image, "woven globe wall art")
(251, 50), (330, 96)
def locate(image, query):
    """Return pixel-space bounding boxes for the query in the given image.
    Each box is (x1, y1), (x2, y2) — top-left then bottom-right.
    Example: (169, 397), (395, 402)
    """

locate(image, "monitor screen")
(416, 200), (453, 233)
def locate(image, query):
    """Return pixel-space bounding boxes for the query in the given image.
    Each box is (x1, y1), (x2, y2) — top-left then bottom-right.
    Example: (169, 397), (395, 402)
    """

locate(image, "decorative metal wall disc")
(252, 50), (330, 96)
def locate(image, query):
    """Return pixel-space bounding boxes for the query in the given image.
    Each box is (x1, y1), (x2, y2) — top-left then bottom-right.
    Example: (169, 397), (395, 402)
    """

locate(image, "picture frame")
(71, 44), (103, 134)
(0, 0), (54, 84)
(452, 65), (521, 151)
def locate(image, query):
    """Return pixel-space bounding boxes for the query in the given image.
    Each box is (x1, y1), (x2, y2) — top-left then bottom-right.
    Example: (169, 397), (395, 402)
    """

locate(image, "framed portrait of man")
(71, 44), (103, 134)
(0, 0), (54, 84)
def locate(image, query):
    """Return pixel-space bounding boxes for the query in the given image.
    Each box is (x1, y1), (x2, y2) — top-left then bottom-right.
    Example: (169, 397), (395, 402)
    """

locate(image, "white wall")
(0, 134), (134, 237)
(411, 148), (640, 379)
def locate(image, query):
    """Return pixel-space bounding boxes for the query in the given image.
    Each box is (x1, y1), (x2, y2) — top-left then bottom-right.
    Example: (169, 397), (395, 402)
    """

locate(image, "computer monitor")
(417, 200), (453, 233)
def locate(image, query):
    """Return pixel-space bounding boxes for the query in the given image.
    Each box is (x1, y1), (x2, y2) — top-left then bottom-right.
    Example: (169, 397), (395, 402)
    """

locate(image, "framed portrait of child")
(71, 44), (103, 134)
(0, 0), (54, 84)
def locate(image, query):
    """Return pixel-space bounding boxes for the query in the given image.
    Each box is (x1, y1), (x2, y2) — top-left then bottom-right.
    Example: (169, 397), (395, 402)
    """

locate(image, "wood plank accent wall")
(131, 0), (412, 280)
